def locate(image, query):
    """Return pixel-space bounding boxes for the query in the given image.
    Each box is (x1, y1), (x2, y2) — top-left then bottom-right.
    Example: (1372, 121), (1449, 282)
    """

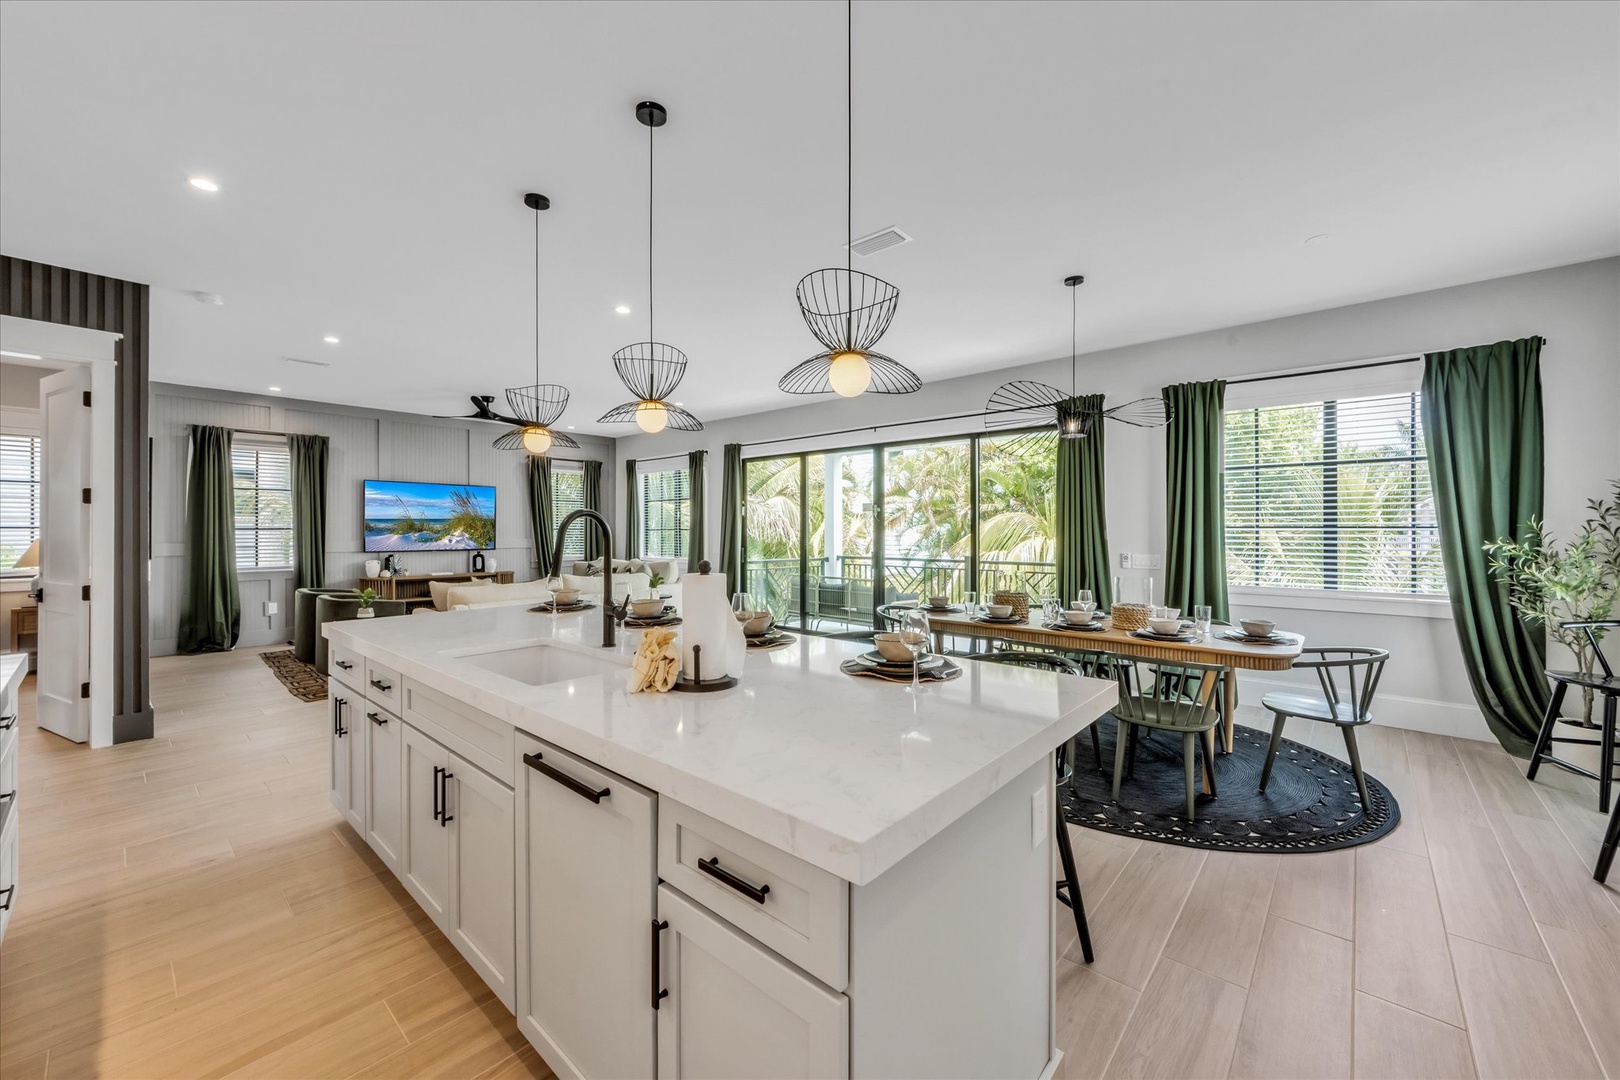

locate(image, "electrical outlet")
(1143, 554), (1163, 570)
(264, 601), (278, 617)
(1032, 786), (1048, 849)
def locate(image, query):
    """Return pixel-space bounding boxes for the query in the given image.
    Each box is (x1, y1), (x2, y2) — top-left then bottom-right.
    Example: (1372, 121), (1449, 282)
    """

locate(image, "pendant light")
(984, 275), (1171, 444)
(599, 101), (704, 434)
(779, 0), (919, 398)
(494, 192), (579, 454)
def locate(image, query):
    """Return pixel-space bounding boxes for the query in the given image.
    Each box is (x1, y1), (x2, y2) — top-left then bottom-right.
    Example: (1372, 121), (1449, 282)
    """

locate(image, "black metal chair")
(1596, 797), (1620, 884)
(1527, 621), (1620, 814)
(962, 649), (1095, 964)
(1258, 647), (1389, 811)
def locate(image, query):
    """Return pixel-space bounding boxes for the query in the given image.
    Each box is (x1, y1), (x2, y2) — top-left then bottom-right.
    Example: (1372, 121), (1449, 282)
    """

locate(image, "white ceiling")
(1, 1), (1615, 433)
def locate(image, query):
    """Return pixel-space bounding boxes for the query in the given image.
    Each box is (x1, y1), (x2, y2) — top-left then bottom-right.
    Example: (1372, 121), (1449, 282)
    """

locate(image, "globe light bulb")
(635, 400), (669, 434)
(828, 350), (871, 397)
(521, 426), (553, 454)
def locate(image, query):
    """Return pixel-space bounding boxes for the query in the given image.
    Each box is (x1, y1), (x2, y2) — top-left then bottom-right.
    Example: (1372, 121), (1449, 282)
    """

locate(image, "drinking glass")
(900, 608), (932, 695)
(1194, 604), (1212, 637)
(1075, 589), (1094, 611)
(963, 591), (979, 619)
(731, 592), (753, 622)
(1041, 597), (1060, 626)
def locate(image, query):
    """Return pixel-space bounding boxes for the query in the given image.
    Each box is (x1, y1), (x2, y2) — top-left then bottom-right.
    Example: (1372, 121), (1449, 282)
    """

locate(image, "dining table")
(916, 607), (1306, 790)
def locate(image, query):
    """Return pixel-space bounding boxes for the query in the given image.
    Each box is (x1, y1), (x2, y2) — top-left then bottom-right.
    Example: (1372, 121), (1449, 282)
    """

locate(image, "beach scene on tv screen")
(364, 481), (496, 552)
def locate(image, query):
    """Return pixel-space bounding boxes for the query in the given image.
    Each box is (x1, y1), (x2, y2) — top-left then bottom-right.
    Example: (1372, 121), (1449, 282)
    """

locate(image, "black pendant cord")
(845, 0), (853, 345)
(533, 201), (541, 386)
(1070, 284), (1077, 398)
(648, 115), (655, 347)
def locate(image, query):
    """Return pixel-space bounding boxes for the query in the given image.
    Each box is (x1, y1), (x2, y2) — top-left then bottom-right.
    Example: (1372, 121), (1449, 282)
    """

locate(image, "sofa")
(412, 566), (682, 613)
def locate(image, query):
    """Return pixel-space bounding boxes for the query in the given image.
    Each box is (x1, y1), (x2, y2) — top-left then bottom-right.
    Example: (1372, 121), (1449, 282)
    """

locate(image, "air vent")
(846, 226), (912, 258)
(282, 356), (331, 368)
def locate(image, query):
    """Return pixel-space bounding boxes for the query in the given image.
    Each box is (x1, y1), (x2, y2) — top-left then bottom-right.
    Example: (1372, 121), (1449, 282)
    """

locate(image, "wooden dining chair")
(1104, 655), (1227, 821)
(1258, 647), (1389, 811)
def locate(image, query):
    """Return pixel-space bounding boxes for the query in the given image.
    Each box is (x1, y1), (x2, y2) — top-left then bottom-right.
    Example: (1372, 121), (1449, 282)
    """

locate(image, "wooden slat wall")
(0, 255), (153, 742)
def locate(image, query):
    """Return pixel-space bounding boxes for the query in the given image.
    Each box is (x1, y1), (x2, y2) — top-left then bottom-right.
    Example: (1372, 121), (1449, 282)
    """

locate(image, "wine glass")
(731, 591), (754, 623)
(900, 608), (932, 695)
(1075, 589), (1094, 611)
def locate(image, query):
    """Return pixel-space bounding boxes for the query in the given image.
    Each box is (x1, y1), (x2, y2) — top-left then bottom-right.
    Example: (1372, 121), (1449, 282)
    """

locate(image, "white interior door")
(36, 367), (91, 744)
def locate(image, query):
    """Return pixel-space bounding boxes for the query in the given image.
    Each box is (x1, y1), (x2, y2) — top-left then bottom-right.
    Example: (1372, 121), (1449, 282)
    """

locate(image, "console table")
(9, 605), (36, 654)
(359, 571), (513, 608)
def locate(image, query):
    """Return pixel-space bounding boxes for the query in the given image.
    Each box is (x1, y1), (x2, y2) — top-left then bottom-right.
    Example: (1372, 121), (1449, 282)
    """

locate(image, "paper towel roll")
(680, 567), (731, 681)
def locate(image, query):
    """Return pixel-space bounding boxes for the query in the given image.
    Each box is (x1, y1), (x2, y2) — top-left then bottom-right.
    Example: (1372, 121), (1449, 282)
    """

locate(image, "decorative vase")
(356, 608), (375, 619)
(485, 557), (498, 572)
(364, 560), (381, 578)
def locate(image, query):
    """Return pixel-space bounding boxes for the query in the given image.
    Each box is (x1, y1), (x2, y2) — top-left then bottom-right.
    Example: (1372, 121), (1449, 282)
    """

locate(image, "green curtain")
(177, 424), (240, 653)
(527, 455), (555, 578)
(1422, 337), (1549, 754)
(624, 459), (640, 559)
(1055, 396), (1112, 607)
(582, 460), (604, 561)
(288, 433), (328, 591)
(1162, 380), (1229, 621)
(687, 449), (707, 574)
(719, 444), (744, 598)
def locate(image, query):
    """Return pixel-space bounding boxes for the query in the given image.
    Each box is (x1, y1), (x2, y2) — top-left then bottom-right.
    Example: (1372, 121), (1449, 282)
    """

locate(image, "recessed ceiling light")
(189, 177), (220, 192)
(614, 305), (631, 315)
(674, 402), (683, 407)
(0, 350), (43, 360)
(567, 425), (576, 430)
(268, 386), (281, 393)
(323, 335), (340, 344)
(191, 291), (225, 305)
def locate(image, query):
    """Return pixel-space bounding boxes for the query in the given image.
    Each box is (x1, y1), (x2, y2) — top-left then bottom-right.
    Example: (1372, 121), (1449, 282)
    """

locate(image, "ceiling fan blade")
(985, 380), (1065, 430)
(1102, 397), (1172, 428)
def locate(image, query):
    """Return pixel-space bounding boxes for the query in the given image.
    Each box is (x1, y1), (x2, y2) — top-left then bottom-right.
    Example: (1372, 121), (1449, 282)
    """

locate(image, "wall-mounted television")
(364, 480), (496, 552)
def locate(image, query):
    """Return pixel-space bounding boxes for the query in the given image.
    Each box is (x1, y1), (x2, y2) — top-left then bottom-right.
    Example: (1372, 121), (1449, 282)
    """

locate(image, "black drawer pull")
(0, 791), (14, 804)
(335, 660), (353, 671)
(333, 698), (347, 738)
(651, 919), (669, 1010)
(0, 715), (15, 731)
(432, 765), (443, 822)
(698, 856), (770, 904)
(523, 751), (609, 804)
(0, 886), (12, 912)
(370, 677), (393, 692)
(440, 770), (454, 827)
(368, 711), (387, 726)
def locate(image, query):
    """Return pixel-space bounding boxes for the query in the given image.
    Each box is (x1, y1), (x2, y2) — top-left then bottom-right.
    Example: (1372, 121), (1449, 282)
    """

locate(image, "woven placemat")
(260, 649), (327, 702)
(840, 657), (963, 683)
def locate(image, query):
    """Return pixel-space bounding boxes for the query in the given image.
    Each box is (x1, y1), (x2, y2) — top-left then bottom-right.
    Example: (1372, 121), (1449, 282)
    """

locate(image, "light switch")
(1032, 786), (1048, 849)
(264, 601), (279, 617)
(1119, 552), (1131, 568)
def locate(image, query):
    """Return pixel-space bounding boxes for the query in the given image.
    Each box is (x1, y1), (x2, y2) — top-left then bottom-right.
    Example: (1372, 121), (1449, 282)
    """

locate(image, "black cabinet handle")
(698, 856), (770, 904)
(651, 919), (669, 1010)
(432, 765), (443, 822)
(368, 711), (387, 726)
(440, 770), (454, 827)
(0, 886), (12, 912)
(0, 715), (15, 731)
(333, 699), (347, 738)
(335, 660), (353, 671)
(370, 678), (392, 692)
(523, 751), (609, 804)
(0, 791), (15, 804)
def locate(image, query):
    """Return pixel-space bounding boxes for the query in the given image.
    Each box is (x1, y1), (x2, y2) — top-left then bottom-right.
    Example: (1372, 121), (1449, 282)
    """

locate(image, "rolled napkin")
(630, 628), (681, 693)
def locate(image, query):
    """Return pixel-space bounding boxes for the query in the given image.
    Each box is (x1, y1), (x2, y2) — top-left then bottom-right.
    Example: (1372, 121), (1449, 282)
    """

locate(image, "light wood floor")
(1, 647), (1615, 1079)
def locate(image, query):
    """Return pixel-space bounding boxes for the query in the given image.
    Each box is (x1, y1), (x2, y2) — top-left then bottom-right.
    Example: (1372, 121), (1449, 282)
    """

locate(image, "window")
(1224, 390), (1445, 595)
(640, 468), (688, 560)
(552, 465), (585, 560)
(232, 440), (293, 570)
(0, 433), (41, 574)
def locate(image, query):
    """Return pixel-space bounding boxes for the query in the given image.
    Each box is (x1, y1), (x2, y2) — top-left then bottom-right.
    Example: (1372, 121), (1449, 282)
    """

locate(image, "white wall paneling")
(149, 385), (613, 656)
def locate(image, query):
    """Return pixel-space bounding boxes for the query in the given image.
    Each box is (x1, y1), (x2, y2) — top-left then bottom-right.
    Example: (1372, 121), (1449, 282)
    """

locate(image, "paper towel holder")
(673, 561), (740, 694)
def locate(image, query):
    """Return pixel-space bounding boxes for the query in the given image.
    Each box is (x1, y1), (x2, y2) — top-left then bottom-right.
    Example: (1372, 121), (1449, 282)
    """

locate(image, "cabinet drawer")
(402, 680), (513, 787)
(0, 712), (16, 797)
(0, 791), (17, 946)
(365, 659), (403, 712)
(329, 643), (364, 692)
(659, 799), (848, 991)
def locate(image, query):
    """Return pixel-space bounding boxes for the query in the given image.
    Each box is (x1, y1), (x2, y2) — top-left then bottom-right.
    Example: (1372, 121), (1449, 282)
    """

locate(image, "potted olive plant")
(355, 587), (379, 619)
(1485, 481), (1620, 727)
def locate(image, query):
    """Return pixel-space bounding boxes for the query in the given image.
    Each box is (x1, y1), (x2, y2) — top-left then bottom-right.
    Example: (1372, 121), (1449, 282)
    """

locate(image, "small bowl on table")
(629, 597), (665, 619)
(552, 587), (581, 607)
(927, 594), (950, 609)
(985, 604), (1014, 620)
(1063, 607), (1095, 625)
(1149, 616), (1183, 636)
(742, 611), (775, 637)
(1240, 618), (1276, 638)
(874, 632), (918, 663)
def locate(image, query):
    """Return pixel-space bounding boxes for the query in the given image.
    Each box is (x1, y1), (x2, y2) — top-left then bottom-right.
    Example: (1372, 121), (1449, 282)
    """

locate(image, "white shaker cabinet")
(399, 722), (515, 1010)
(655, 883), (849, 1080)
(363, 703), (403, 872)
(516, 733), (657, 1080)
(327, 691), (362, 832)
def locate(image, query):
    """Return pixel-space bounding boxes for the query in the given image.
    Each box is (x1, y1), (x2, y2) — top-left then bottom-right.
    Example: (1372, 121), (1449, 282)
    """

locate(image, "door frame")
(0, 316), (119, 746)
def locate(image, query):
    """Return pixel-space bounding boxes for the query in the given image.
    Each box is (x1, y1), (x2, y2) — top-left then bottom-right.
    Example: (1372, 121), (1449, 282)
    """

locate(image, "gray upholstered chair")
(1105, 655), (1227, 821)
(313, 595), (407, 674)
(293, 588), (359, 663)
(1258, 647), (1389, 811)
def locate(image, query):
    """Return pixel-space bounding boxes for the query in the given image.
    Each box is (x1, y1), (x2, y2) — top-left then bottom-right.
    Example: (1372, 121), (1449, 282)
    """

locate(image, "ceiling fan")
(431, 393), (582, 447)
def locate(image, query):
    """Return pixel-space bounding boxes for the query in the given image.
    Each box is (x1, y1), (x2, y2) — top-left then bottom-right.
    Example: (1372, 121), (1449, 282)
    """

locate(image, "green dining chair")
(1104, 655), (1227, 821)
(1258, 647), (1389, 811)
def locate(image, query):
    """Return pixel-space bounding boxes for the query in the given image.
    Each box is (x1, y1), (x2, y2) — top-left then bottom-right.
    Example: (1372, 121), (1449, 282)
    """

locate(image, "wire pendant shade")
(505, 383), (569, 429)
(796, 268), (899, 353)
(779, 349), (919, 395)
(612, 342), (688, 402)
(597, 400), (704, 432)
(493, 426), (580, 451)
(495, 192), (570, 454)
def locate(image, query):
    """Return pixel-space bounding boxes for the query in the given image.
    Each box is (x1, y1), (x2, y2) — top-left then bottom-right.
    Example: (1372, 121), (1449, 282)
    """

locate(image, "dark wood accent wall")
(1, 255), (153, 742)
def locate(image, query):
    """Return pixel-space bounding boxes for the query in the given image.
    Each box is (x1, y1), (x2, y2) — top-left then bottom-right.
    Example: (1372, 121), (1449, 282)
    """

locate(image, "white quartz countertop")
(1, 653), (25, 697)
(326, 607), (1116, 885)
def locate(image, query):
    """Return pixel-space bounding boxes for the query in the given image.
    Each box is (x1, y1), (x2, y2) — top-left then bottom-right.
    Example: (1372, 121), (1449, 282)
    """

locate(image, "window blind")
(1224, 391), (1445, 595)
(640, 468), (688, 560)
(0, 433), (41, 571)
(552, 466), (586, 560)
(232, 441), (294, 570)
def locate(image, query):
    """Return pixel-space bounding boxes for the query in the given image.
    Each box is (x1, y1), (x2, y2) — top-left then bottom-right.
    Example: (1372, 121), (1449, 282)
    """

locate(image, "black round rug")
(1061, 720), (1401, 852)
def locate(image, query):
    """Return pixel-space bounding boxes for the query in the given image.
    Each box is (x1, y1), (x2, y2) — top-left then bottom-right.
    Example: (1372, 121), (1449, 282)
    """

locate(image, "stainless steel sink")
(457, 644), (627, 686)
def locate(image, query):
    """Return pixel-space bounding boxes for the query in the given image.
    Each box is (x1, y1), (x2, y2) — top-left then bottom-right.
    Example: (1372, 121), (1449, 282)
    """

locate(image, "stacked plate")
(842, 651), (961, 683)
(972, 614), (1024, 625)
(1218, 628), (1293, 645)
(746, 629), (795, 650)
(530, 600), (596, 614)
(1044, 619), (1106, 633)
(923, 604), (963, 614)
(624, 606), (682, 628)
(1128, 628), (1201, 643)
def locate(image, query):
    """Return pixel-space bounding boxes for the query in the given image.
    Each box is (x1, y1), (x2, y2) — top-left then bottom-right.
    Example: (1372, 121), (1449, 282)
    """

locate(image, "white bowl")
(1149, 617), (1183, 635)
(629, 597), (665, 618)
(552, 588), (581, 606)
(1064, 608), (1095, 625)
(986, 604), (1014, 619)
(927, 595), (950, 608)
(742, 611), (775, 636)
(1240, 618), (1276, 637)
(873, 633), (915, 662)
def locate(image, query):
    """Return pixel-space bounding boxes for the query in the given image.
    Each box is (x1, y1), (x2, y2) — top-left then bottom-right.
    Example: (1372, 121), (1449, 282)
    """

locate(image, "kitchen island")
(324, 605), (1115, 1080)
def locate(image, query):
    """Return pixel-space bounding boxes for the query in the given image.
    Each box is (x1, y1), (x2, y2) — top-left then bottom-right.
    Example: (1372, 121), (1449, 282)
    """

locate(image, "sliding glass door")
(743, 430), (1055, 635)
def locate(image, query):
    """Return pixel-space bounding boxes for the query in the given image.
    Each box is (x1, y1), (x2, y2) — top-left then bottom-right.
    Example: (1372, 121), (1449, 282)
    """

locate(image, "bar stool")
(1596, 797), (1620, 884)
(1527, 621), (1620, 814)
